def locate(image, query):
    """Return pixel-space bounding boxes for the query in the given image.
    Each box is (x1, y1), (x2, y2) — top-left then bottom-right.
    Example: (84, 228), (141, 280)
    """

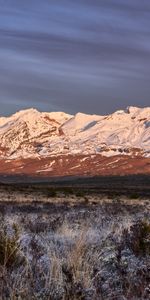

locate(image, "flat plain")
(0, 175), (150, 300)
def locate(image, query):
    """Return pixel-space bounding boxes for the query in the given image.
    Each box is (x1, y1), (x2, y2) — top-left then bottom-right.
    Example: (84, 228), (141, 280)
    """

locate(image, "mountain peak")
(125, 106), (141, 114)
(12, 108), (39, 118)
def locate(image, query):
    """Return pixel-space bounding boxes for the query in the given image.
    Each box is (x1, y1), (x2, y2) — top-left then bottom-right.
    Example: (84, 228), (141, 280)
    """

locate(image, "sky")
(0, 0), (150, 116)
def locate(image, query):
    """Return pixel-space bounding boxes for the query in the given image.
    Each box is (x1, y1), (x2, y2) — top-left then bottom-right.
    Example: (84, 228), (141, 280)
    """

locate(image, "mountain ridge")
(0, 106), (149, 176)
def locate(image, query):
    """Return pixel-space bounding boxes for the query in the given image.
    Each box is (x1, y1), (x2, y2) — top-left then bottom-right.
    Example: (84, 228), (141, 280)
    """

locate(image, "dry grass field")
(0, 178), (149, 300)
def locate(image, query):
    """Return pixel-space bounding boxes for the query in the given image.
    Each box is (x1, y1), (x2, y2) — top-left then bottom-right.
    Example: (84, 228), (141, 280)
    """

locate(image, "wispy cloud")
(0, 0), (150, 115)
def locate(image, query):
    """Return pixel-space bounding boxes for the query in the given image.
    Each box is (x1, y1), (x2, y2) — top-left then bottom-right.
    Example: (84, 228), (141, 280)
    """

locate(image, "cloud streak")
(0, 0), (150, 115)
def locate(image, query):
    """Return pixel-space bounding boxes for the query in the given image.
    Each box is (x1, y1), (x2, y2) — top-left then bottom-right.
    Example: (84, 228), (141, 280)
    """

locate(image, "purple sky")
(0, 0), (150, 116)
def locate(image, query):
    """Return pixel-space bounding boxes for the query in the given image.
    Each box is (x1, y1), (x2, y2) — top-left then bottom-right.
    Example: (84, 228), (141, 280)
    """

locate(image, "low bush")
(0, 223), (20, 268)
(130, 220), (150, 255)
(122, 220), (150, 256)
(47, 189), (57, 197)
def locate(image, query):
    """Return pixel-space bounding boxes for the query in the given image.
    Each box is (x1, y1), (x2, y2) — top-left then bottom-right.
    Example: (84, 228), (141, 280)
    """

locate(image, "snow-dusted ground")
(0, 184), (150, 300)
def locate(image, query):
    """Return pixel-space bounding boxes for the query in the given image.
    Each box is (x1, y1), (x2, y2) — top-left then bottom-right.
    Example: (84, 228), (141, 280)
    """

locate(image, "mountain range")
(0, 106), (149, 176)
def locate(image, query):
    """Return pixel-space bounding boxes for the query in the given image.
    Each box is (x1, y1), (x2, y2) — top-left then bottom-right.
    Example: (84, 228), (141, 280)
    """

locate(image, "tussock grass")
(0, 223), (20, 268)
(0, 195), (149, 299)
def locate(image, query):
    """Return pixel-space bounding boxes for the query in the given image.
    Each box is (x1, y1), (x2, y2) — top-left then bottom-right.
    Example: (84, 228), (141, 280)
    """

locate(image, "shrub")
(123, 220), (150, 256)
(0, 223), (20, 268)
(61, 187), (74, 196)
(133, 220), (150, 255)
(75, 190), (85, 198)
(129, 193), (139, 199)
(47, 189), (57, 197)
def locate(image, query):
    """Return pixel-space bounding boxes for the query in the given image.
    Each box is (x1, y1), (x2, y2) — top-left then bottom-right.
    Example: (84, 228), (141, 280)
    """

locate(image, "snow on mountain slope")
(62, 106), (150, 156)
(0, 109), (72, 158)
(0, 106), (149, 160)
(62, 112), (103, 135)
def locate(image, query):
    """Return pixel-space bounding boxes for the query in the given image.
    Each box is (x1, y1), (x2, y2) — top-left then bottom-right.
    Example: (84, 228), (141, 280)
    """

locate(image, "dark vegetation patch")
(0, 174), (150, 197)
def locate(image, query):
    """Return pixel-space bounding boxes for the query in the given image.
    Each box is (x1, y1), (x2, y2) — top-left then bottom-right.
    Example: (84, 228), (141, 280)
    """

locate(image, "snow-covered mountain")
(0, 106), (149, 176)
(0, 109), (72, 158)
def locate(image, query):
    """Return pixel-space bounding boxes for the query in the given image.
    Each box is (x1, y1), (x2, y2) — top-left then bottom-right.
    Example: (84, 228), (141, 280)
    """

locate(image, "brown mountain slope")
(0, 154), (149, 177)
